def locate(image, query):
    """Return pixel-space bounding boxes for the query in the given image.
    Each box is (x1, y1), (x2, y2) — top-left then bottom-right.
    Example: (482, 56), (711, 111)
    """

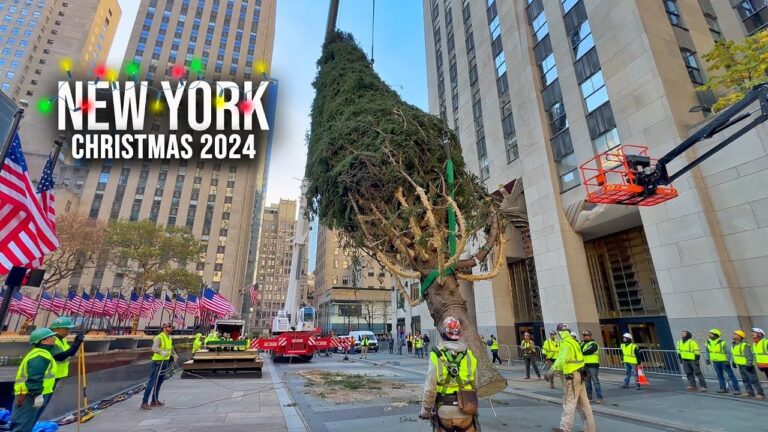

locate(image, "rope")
(370, 0), (376, 64)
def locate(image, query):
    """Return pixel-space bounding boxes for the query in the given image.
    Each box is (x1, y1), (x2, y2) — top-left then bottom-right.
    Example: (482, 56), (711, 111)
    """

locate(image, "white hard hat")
(570, 332), (578, 338)
(752, 328), (765, 335)
(622, 333), (632, 339)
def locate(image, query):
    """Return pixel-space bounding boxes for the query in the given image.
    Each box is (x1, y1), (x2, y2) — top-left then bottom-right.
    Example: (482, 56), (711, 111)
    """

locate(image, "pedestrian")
(141, 322), (176, 410)
(732, 330), (765, 399)
(423, 332), (431, 354)
(705, 328), (741, 395)
(677, 330), (707, 392)
(33, 317), (85, 423)
(488, 334), (502, 365)
(360, 335), (370, 359)
(521, 332), (541, 380)
(10, 328), (58, 432)
(419, 317), (479, 431)
(415, 333), (424, 358)
(192, 332), (203, 354)
(750, 328), (768, 380)
(620, 333), (641, 390)
(399, 333), (405, 355)
(543, 330), (560, 389)
(407, 333), (413, 354)
(544, 323), (595, 432)
(580, 330), (603, 404)
(389, 334), (395, 354)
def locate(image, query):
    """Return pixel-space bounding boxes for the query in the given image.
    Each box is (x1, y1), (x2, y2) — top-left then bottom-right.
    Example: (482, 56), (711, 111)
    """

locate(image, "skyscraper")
(421, 0), (768, 348)
(0, 0), (121, 175)
(61, 0), (277, 320)
(252, 199), (297, 334)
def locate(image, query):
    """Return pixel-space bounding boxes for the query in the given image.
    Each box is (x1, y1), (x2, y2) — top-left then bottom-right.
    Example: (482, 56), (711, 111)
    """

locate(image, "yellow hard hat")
(709, 328), (721, 337)
(733, 330), (746, 339)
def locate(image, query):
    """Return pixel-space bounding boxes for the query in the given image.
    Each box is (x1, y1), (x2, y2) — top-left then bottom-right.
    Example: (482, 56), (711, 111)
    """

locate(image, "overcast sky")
(107, 0), (428, 207)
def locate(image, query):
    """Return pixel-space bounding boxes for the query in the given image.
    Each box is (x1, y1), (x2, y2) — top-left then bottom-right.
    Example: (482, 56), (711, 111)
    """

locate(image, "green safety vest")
(54, 336), (71, 379)
(706, 338), (727, 362)
(414, 338), (423, 348)
(431, 348), (476, 396)
(677, 339), (700, 361)
(192, 336), (202, 353)
(581, 340), (599, 365)
(490, 338), (499, 350)
(362, 338), (370, 347)
(15, 348), (56, 396)
(621, 343), (638, 365)
(543, 339), (560, 360)
(754, 339), (768, 364)
(732, 342), (748, 366)
(561, 338), (585, 374)
(152, 333), (173, 361)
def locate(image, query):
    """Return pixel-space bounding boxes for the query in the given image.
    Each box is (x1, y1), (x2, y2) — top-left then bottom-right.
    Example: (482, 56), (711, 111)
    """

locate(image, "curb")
(344, 355), (719, 432)
(266, 358), (312, 432)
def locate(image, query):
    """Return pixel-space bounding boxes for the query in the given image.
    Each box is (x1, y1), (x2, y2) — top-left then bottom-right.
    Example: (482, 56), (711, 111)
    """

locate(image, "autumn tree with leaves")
(306, 32), (506, 395)
(43, 213), (107, 288)
(698, 29), (768, 111)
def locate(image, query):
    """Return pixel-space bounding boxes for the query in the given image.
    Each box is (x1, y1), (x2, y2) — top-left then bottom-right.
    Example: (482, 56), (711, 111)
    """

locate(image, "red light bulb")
(94, 64), (108, 79)
(239, 100), (253, 114)
(171, 64), (185, 79)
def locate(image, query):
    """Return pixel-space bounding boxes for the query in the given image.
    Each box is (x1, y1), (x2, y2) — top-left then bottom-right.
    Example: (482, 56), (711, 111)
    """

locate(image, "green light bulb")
(125, 61), (140, 76)
(37, 99), (53, 114)
(189, 57), (204, 74)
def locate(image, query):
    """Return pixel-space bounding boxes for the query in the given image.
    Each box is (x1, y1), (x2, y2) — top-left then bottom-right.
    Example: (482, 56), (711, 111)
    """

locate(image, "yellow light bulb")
(60, 57), (73, 72)
(215, 96), (226, 109)
(152, 99), (163, 112)
(107, 68), (119, 82)
(255, 61), (267, 74)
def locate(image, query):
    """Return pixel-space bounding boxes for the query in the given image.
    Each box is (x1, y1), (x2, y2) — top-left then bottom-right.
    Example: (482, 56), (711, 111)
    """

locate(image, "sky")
(107, 0), (429, 206)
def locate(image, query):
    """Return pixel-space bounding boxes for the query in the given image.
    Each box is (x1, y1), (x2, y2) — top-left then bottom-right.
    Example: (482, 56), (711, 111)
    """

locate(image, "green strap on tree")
(420, 136), (457, 299)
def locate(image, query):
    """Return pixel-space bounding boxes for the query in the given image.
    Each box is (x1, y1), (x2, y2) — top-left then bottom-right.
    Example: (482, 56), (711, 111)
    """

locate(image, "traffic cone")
(637, 365), (649, 385)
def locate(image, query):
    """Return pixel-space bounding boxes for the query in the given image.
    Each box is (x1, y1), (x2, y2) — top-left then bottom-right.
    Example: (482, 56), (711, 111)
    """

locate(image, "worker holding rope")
(141, 323), (177, 411)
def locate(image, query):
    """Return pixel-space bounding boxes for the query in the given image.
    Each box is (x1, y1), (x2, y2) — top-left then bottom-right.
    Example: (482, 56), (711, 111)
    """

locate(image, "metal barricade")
(638, 349), (682, 376)
(598, 347), (624, 371)
(497, 344), (513, 364)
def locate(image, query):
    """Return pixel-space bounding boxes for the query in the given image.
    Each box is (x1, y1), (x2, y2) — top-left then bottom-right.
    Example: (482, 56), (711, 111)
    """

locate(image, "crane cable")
(371, 0), (376, 64)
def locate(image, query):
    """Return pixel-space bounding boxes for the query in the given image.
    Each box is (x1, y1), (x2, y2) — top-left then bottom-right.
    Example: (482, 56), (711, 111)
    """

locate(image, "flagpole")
(43, 286), (56, 327)
(30, 283), (45, 329)
(181, 291), (188, 331)
(171, 290), (178, 329)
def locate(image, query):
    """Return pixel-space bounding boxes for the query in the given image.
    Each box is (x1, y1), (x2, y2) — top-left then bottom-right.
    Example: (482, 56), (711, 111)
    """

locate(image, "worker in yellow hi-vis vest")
(677, 330), (706, 392)
(141, 323), (177, 410)
(542, 330), (560, 389)
(706, 328), (740, 395)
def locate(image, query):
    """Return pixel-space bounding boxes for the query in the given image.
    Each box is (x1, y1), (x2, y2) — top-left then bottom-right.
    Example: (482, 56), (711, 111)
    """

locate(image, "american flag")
(103, 293), (117, 317)
(249, 283), (259, 306)
(200, 287), (236, 316)
(64, 291), (82, 314)
(51, 292), (66, 314)
(27, 154), (57, 268)
(127, 292), (141, 318)
(140, 294), (156, 319)
(185, 294), (199, 317)
(39, 291), (54, 312)
(163, 294), (175, 313)
(117, 294), (130, 318)
(5, 290), (37, 319)
(173, 312), (185, 328)
(92, 292), (106, 317)
(0, 135), (59, 273)
(79, 292), (93, 315)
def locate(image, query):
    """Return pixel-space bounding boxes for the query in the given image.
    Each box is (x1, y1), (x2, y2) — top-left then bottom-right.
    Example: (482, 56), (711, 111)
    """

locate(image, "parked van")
(347, 331), (379, 352)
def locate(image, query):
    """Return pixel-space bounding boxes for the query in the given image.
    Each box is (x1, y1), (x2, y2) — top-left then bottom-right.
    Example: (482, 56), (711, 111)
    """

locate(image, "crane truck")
(251, 179), (334, 360)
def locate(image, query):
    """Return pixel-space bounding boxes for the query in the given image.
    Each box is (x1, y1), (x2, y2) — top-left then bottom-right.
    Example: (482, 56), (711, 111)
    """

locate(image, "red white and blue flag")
(249, 283), (259, 306)
(185, 294), (199, 317)
(200, 287), (236, 316)
(5, 290), (37, 319)
(0, 134), (59, 273)
(163, 294), (175, 313)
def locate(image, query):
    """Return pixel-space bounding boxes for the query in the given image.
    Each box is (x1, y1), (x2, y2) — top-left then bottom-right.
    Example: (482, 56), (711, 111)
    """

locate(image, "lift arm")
(633, 84), (768, 196)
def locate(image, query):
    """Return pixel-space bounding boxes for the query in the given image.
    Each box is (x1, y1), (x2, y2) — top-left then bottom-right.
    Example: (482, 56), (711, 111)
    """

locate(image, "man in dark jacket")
(677, 330), (706, 392)
(580, 330), (603, 403)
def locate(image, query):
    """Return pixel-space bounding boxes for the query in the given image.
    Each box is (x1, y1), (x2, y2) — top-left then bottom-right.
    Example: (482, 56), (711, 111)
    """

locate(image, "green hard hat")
(196, 333), (202, 338)
(50, 317), (75, 329)
(30, 328), (56, 344)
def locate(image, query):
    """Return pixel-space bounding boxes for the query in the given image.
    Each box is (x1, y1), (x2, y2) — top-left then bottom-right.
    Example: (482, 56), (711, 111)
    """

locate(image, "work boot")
(686, 386), (696, 391)
(140, 403), (151, 410)
(636, 385), (642, 390)
(524, 376), (531, 380)
(717, 389), (728, 394)
(740, 393), (754, 399)
(619, 385), (629, 389)
(699, 388), (708, 393)
(596, 399), (604, 404)
(151, 400), (165, 407)
(756, 394), (766, 400)
(732, 392), (742, 397)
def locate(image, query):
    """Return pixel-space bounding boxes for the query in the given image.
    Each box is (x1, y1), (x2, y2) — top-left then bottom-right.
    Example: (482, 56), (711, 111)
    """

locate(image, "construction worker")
(521, 332), (541, 380)
(419, 317), (478, 432)
(620, 333), (641, 390)
(361, 335), (370, 359)
(705, 328), (740, 395)
(488, 335), (502, 365)
(677, 330), (706, 392)
(751, 328), (768, 380)
(542, 330), (560, 389)
(414, 333), (424, 358)
(732, 330), (765, 399)
(204, 331), (219, 345)
(544, 323), (595, 432)
(192, 333), (203, 354)
(10, 328), (58, 432)
(33, 317), (85, 423)
(141, 322), (176, 410)
(580, 330), (603, 403)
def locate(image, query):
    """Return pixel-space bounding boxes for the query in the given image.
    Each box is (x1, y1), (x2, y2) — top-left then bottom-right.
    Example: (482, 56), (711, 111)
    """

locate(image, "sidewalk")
(58, 360), (308, 432)
(357, 353), (766, 432)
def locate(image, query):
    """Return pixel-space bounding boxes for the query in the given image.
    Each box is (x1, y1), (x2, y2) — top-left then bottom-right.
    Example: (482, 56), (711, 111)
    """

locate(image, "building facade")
(421, 0), (768, 350)
(0, 0), (121, 176)
(252, 199), (296, 334)
(314, 227), (395, 336)
(57, 0), (277, 327)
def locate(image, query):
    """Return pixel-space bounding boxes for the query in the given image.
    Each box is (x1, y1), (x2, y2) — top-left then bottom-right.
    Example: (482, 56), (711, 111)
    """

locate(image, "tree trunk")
(131, 316), (140, 334)
(425, 275), (507, 397)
